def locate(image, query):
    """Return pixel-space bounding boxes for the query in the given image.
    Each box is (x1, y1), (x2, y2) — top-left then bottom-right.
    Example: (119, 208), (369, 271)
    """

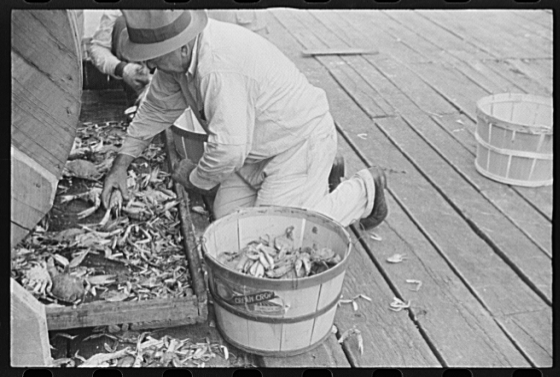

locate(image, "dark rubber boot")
(359, 166), (388, 230)
(328, 153), (345, 193)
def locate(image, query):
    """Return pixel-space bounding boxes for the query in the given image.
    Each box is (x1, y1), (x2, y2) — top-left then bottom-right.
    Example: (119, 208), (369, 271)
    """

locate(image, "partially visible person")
(88, 10), (151, 106)
(88, 9), (265, 106)
(101, 10), (388, 232)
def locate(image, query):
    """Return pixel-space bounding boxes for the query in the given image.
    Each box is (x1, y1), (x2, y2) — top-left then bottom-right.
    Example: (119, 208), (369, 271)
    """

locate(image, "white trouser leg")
(212, 114), (376, 226)
(255, 117), (375, 227)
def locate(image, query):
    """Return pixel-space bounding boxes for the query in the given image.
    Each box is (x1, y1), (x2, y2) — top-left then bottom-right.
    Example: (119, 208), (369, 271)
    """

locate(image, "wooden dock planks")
(332, 10), (553, 222)
(277, 9), (552, 301)
(59, 9), (552, 368)
(321, 10), (553, 271)
(267, 9), (552, 366)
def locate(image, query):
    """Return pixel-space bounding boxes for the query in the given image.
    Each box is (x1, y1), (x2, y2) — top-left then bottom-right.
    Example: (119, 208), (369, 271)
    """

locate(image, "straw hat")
(120, 10), (208, 62)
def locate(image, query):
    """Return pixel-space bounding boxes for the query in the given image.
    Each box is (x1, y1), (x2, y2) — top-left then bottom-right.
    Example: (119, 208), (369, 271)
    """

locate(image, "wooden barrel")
(11, 10), (83, 248)
(474, 93), (553, 187)
(202, 206), (352, 357)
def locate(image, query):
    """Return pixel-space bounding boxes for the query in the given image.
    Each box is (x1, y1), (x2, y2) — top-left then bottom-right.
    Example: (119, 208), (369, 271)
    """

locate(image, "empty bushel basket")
(201, 206), (352, 357)
(475, 93), (553, 187)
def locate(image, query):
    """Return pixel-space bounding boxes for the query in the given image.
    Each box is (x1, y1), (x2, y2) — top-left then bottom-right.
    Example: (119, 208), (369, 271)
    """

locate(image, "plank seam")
(375, 63), (549, 220)
(381, 194), (541, 366)
(11, 220), (33, 233)
(493, 319), (546, 366)
(398, 115), (552, 257)
(371, 118), (552, 306)
(349, 225), (448, 367)
(334, 125), (447, 365)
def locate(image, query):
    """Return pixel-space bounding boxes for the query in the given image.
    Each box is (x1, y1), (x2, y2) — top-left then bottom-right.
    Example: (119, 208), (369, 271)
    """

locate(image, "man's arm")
(102, 70), (188, 207)
(88, 10), (123, 78)
(188, 72), (257, 190)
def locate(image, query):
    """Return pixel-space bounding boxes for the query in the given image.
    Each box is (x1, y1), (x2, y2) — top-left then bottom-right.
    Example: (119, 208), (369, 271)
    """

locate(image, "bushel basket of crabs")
(201, 206), (353, 357)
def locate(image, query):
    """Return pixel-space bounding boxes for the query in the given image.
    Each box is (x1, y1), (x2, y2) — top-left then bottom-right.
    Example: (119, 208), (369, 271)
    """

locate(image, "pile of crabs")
(216, 226), (343, 279)
(11, 121), (196, 305)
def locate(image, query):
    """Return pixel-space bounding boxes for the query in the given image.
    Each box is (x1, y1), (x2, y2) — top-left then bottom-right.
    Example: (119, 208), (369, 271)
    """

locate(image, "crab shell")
(50, 273), (86, 303)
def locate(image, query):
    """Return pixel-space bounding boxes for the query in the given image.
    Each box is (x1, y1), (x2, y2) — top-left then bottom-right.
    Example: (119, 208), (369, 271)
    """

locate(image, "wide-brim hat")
(120, 10), (208, 62)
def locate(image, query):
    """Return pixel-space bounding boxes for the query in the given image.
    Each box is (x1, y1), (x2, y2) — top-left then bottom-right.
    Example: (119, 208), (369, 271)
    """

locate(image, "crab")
(46, 257), (85, 304)
(24, 261), (52, 296)
(60, 186), (103, 219)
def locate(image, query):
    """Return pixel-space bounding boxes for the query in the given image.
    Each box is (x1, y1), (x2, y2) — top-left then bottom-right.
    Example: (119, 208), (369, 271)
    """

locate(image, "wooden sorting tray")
(12, 129), (208, 332)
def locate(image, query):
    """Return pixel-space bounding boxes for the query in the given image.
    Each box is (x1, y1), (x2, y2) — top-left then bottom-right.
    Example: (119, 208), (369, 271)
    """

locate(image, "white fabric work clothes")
(89, 10), (124, 77)
(120, 19), (375, 226)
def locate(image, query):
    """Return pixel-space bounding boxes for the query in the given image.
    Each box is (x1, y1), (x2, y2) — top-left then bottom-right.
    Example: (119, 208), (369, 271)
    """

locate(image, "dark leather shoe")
(328, 153), (345, 192)
(359, 166), (388, 230)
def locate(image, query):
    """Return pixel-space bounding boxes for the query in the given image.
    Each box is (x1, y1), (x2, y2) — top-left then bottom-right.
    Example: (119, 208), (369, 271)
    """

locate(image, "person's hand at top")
(122, 63), (151, 93)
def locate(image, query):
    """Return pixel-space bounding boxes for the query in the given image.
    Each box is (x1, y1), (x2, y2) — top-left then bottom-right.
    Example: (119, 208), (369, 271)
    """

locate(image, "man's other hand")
(122, 63), (151, 93)
(172, 158), (219, 197)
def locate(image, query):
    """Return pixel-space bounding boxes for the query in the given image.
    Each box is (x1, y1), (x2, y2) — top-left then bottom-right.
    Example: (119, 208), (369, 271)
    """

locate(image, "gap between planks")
(264, 9), (552, 364)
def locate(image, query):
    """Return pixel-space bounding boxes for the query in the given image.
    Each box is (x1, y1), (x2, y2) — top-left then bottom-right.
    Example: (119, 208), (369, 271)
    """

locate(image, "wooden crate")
(12, 130), (208, 332)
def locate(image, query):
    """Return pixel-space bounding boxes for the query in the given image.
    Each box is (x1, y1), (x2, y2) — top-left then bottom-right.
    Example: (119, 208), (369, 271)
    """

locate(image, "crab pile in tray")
(11, 120), (196, 306)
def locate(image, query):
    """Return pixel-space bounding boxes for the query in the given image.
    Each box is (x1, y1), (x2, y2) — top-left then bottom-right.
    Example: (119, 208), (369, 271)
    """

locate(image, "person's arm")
(120, 70), (188, 157)
(188, 72), (257, 190)
(102, 70), (188, 207)
(88, 10), (123, 78)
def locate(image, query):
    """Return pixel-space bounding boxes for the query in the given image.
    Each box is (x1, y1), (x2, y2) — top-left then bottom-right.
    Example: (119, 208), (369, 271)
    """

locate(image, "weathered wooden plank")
(499, 58), (553, 94)
(11, 279), (53, 367)
(495, 309), (552, 367)
(428, 115), (552, 255)
(417, 11), (550, 59)
(339, 136), (528, 367)
(262, 11), (437, 367)
(302, 48), (379, 57)
(312, 12), (457, 117)
(266, 9), (547, 367)
(11, 146), (58, 249)
(11, 221), (31, 258)
(376, 10), (540, 95)
(481, 58), (551, 98)
(292, 28), (394, 118)
(268, 9), (551, 365)
(450, 10), (552, 58)
(298, 9), (552, 274)
(327, 12), (552, 219)
(318, 11), (552, 257)
(12, 10), (82, 96)
(377, 116), (551, 300)
(507, 13), (552, 43)
(261, 334), (351, 367)
(164, 129), (208, 313)
(508, 10), (553, 34)
(379, 10), (495, 61)
(332, 101), (552, 366)
(45, 296), (202, 331)
(411, 10), (552, 97)
(333, 233), (440, 367)
(12, 52), (80, 177)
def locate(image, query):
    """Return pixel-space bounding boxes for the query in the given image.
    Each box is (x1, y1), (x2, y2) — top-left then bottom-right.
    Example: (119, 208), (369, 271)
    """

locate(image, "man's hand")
(122, 63), (150, 93)
(101, 154), (135, 209)
(172, 158), (219, 197)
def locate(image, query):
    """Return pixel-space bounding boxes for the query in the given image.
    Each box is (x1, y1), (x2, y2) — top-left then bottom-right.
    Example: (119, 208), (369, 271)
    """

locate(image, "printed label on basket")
(212, 276), (289, 316)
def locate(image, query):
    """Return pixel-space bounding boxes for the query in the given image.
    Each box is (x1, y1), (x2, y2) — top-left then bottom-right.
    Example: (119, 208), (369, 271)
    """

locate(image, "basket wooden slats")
(202, 206), (352, 357)
(475, 93), (553, 187)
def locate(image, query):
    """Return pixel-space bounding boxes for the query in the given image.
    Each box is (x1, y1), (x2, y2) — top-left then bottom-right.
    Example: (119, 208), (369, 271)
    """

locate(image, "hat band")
(128, 11), (192, 44)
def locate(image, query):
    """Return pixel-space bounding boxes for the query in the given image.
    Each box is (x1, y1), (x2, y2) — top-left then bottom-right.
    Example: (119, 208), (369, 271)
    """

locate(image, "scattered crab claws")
(386, 254), (407, 264)
(389, 297), (411, 312)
